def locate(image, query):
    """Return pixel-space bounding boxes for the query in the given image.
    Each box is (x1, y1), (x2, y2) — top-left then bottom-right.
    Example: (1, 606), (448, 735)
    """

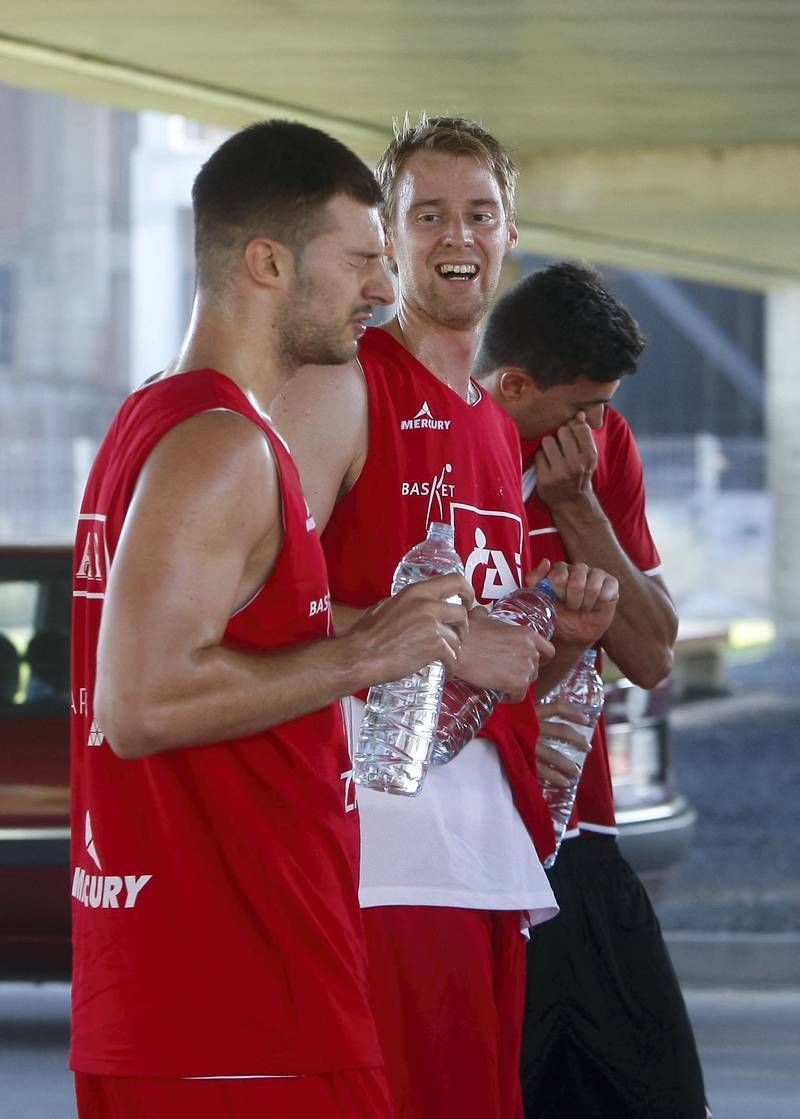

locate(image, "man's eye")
(473, 212), (495, 223)
(418, 213), (440, 223)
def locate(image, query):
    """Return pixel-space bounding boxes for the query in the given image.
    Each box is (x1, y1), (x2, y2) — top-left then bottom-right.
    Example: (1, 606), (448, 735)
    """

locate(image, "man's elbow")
(95, 689), (166, 761)
(626, 644), (674, 690)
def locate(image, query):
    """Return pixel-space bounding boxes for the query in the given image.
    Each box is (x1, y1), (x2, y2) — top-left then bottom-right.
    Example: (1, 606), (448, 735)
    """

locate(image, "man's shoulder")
(601, 405), (635, 445)
(595, 406), (642, 472)
(358, 326), (417, 381)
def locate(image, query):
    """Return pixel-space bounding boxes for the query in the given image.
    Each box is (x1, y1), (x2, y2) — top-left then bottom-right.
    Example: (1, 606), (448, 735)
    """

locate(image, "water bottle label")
(542, 716), (595, 744)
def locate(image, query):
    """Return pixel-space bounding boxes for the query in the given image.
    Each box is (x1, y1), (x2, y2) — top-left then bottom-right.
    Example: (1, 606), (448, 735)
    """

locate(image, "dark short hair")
(192, 119), (383, 285)
(474, 262), (645, 388)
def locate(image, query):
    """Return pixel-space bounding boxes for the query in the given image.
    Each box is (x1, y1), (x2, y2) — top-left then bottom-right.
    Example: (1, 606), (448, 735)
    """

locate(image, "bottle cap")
(427, 521), (455, 544)
(535, 576), (559, 602)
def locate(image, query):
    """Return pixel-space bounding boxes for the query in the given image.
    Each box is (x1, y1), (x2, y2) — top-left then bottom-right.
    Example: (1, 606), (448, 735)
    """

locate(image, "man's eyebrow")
(408, 197), (501, 210)
(347, 249), (384, 259)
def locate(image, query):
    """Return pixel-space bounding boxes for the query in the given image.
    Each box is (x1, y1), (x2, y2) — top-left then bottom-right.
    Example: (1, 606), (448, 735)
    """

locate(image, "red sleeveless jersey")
(70, 370), (381, 1077)
(323, 328), (554, 859)
(522, 406), (661, 833)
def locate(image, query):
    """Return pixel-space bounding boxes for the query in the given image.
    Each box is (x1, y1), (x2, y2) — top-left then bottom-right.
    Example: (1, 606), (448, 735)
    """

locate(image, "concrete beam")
(514, 143), (800, 290)
(517, 143), (800, 214)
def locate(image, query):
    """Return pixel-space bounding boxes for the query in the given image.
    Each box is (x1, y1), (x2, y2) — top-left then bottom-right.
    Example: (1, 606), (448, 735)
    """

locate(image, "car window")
(0, 575), (70, 717)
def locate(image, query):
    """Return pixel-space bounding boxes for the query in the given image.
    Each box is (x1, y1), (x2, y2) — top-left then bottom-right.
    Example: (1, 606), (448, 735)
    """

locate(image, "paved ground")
(657, 647), (800, 934)
(687, 989), (800, 1119)
(2, 983), (799, 1118)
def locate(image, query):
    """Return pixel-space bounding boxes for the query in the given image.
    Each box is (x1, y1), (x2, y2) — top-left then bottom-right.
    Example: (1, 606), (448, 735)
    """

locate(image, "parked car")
(0, 544), (694, 978)
(605, 672), (696, 892)
(0, 545), (72, 978)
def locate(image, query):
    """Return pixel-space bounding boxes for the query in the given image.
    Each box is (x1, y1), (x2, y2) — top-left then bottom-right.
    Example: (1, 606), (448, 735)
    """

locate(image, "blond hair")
(376, 113), (518, 225)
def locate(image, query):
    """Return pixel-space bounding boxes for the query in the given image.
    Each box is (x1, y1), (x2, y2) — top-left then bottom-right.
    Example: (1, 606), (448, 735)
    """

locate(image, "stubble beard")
(412, 272), (495, 332)
(276, 274), (356, 369)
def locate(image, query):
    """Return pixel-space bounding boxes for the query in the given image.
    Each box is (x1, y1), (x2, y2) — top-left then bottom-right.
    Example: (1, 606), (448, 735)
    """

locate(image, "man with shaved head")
(69, 119), (475, 1119)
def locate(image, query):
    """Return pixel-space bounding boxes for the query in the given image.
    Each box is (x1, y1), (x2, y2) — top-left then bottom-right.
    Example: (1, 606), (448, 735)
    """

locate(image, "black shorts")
(521, 834), (709, 1119)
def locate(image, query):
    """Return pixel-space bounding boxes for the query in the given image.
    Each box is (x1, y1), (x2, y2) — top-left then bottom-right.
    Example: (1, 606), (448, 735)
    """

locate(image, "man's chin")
(425, 289), (491, 331)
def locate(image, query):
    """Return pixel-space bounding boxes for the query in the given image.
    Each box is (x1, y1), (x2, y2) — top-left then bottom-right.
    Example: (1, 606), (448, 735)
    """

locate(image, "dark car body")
(0, 544), (694, 978)
(0, 546), (71, 978)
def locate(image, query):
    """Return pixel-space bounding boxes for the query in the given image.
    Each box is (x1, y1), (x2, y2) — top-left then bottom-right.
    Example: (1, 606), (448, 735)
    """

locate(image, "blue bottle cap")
(535, 576), (559, 602)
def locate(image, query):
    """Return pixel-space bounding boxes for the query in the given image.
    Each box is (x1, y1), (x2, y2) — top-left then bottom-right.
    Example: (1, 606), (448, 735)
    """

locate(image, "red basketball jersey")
(522, 406), (661, 832)
(323, 327), (554, 858)
(70, 370), (381, 1077)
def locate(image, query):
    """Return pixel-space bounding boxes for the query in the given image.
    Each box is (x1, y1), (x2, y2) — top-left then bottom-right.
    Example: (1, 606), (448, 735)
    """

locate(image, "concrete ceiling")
(1, 1), (798, 289)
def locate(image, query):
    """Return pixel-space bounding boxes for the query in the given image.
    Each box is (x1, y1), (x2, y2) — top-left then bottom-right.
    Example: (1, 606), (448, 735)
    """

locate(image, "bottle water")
(539, 649), (604, 867)
(430, 579), (559, 766)
(354, 522), (465, 797)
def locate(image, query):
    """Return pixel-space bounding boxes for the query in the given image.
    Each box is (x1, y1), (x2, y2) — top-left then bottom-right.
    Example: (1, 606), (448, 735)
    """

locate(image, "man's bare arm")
(536, 417), (677, 688)
(271, 361), (367, 531)
(95, 411), (472, 760)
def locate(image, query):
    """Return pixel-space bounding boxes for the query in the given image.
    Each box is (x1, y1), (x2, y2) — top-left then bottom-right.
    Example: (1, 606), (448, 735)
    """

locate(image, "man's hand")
(547, 561), (619, 649)
(536, 415), (598, 510)
(345, 574), (475, 686)
(452, 605), (555, 702)
(536, 697), (593, 788)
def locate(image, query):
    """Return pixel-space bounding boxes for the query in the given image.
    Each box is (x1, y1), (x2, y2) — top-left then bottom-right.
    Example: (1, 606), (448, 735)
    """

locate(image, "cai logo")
(74, 514), (109, 600)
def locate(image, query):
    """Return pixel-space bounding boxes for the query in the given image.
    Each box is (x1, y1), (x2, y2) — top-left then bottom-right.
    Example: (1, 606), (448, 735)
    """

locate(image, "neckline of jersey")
(367, 327), (484, 410)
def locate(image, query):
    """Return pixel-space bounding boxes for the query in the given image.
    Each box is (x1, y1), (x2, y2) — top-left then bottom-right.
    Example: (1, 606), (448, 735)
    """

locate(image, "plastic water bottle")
(430, 578), (560, 766)
(539, 649), (604, 867)
(354, 522), (465, 796)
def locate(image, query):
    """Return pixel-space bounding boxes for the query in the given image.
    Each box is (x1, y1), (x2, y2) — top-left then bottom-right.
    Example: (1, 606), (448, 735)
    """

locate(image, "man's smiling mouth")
(435, 263), (479, 280)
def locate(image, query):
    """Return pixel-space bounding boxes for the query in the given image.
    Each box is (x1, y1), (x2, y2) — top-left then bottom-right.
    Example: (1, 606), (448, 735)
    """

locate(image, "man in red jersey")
(273, 117), (618, 1119)
(69, 120), (476, 1119)
(474, 261), (710, 1119)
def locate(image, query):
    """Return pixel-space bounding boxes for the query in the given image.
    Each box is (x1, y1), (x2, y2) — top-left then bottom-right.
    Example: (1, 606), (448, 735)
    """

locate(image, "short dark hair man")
(477, 261), (709, 1119)
(70, 119), (473, 1119)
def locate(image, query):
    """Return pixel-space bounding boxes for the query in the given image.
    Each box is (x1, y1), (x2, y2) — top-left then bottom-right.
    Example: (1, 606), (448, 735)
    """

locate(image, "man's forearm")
(97, 632), (375, 761)
(548, 492), (677, 687)
(331, 601), (368, 634)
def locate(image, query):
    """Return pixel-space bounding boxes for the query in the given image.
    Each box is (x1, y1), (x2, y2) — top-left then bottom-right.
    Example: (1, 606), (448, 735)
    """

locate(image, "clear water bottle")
(539, 649), (604, 867)
(354, 522), (465, 797)
(430, 578), (559, 766)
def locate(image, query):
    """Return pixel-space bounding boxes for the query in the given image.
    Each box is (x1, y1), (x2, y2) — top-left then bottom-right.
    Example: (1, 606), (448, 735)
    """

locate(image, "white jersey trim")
(574, 822), (620, 837)
(183, 1075), (299, 1080)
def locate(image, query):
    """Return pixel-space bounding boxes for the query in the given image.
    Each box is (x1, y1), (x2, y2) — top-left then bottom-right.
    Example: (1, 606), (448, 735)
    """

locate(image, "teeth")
(438, 263), (477, 276)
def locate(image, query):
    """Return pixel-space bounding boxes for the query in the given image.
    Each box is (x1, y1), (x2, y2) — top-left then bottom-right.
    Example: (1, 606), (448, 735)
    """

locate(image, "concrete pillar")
(766, 286), (800, 646)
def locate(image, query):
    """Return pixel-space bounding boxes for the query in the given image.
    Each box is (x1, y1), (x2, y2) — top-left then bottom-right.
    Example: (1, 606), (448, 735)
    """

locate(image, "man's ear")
(244, 236), (294, 290)
(498, 367), (533, 403)
(505, 220), (519, 255)
(383, 221), (397, 263)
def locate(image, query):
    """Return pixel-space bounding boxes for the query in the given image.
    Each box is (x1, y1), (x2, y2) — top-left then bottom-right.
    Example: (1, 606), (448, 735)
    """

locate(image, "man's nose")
(441, 216), (474, 247)
(585, 404), (606, 429)
(366, 260), (395, 307)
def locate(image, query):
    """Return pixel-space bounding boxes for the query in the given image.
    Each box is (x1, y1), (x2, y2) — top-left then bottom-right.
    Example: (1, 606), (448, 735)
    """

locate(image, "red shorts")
(74, 1066), (393, 1118)
(363, 906), (527, 1119)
